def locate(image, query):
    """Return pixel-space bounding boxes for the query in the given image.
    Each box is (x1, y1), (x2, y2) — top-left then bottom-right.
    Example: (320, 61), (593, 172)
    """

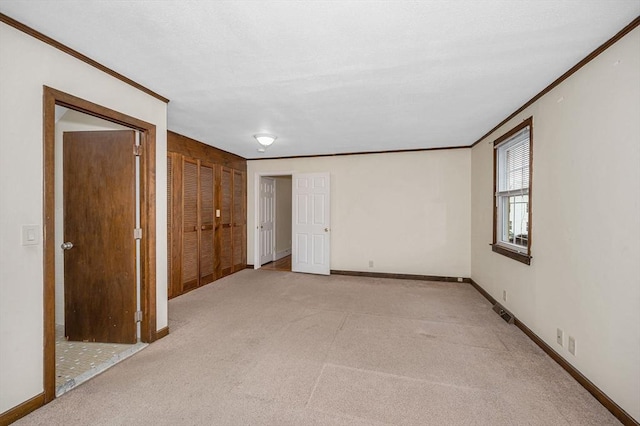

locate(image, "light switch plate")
(21, 225), (40, 246)
(216, 209), (221, 218)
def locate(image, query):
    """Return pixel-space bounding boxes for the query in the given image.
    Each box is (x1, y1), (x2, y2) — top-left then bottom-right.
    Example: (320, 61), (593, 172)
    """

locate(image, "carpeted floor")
(17, 270), (619, 425)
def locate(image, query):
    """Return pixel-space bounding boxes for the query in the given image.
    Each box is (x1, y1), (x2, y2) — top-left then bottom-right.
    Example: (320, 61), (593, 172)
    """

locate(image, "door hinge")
(133, 145), (142, 156)
(134, 228), (142, 240)
(135, 311), (143, 322)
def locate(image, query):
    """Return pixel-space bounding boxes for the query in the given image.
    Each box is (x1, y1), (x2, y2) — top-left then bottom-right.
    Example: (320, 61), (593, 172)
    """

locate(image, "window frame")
(492, 117), (533, 265)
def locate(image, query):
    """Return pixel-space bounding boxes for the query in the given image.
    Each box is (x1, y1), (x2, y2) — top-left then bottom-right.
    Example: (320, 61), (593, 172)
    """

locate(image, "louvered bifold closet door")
(182, 159), (199, 291)
(232, 170), (246, 271)
(199, 163), (215, 285)
(220, 167), (233, 276)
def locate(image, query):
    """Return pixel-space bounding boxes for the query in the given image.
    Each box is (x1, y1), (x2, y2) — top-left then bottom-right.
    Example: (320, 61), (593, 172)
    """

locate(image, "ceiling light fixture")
(254, 133), (277, 151)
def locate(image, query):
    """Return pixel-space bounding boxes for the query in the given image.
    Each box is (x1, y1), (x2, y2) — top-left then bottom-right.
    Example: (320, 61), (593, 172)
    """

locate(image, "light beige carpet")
(18, 270), (619, 425)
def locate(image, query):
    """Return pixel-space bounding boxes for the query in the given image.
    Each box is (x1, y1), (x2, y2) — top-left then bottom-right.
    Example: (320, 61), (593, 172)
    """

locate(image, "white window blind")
(497, 128), (530, 194)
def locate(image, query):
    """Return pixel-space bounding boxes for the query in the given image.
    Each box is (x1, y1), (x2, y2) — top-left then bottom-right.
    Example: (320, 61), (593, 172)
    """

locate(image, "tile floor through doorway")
(55, 324), (147, 396)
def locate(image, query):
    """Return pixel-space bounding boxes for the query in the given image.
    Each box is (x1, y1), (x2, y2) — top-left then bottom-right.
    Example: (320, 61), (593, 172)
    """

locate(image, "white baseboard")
(274, 248), (291, 261)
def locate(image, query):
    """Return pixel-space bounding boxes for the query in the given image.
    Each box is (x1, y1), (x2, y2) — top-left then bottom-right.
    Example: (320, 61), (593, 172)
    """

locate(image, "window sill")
(491, 244), (532, 265)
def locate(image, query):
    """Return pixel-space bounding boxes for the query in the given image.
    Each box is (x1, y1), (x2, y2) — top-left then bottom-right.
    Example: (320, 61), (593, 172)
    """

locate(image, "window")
(492, 117), (532, 265)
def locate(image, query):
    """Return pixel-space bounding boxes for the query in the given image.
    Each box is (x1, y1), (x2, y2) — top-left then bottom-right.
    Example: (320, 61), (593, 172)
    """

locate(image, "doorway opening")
(254, 172), (332, 275)
(43, 86), (158, 404)
(53, 107), (147, 396)
(255, 174), (292, 272)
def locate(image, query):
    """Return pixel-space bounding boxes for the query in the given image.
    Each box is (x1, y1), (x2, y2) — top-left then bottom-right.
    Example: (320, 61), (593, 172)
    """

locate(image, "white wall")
(274, 176), (292, 256)
(470, 27), (640, 420)
(54, 109), (130, 325)
(248, 149), (471, 277)
(0, 22), (168, 413)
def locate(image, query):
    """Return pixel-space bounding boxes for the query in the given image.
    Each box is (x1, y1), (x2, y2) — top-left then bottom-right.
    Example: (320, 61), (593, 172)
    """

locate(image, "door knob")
(324, 228), (329, 232)
(61, 242), (74, 250)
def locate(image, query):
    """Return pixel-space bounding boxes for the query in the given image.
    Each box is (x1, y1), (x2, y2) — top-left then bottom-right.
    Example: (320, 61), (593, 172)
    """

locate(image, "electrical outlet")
(457, 277), (463, 282)
(502, 290), (507, 302)
(556, 328), (564, 346)
(568, 336), (576, 355)
(368, 260), (374, 268)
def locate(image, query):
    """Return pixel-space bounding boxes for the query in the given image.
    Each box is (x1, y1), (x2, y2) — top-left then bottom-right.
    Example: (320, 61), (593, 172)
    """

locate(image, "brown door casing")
(63, 130), (137, 344)
(43, 86), (158, 403)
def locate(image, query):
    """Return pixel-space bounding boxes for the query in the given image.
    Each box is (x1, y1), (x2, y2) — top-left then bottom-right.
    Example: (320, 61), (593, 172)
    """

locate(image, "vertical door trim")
(259, 177), (276, 266)
(252, 171), (294, 269)
(135, 131), (142, 339)
(43, 86), (158, 403)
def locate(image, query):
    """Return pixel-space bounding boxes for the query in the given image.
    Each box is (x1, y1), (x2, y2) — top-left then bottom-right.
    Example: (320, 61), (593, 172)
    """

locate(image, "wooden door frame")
(43, 86), (157, 403)
(259, 176), (277, 266)
(252, 171), (293, 269)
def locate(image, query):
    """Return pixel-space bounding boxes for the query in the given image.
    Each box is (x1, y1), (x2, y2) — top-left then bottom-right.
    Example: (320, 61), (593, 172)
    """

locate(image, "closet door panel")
(182, 159), (199, 290)
(220, 167), (233, 276)
(199, 163), (215, 284)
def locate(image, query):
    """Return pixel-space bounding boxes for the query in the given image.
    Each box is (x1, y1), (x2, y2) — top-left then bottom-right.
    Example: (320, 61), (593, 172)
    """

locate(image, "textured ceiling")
(1, 1), (638, 158)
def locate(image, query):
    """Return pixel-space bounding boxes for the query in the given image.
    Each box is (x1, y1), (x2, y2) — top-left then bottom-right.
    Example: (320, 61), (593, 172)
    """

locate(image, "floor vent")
(492, 303), (515, 324)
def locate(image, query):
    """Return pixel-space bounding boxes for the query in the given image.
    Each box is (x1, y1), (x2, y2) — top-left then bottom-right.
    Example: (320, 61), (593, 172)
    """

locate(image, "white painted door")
(259, 177), (276, 265)
(292, 173), (330, 275)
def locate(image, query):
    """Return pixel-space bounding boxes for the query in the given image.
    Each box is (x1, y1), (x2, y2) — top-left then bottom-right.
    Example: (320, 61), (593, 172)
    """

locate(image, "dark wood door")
(63, 130), (137, 344)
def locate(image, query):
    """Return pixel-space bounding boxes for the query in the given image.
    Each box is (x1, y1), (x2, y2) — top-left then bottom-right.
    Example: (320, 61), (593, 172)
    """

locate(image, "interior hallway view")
(260, 255), (292, 272)
(17, 270), (619, 425)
